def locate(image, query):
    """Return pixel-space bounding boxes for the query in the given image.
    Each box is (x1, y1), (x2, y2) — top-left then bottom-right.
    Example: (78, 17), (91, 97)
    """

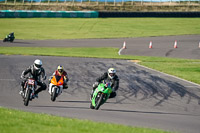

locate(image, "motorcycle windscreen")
(55, 75), (64, 85)
(51, 76), (60, 85)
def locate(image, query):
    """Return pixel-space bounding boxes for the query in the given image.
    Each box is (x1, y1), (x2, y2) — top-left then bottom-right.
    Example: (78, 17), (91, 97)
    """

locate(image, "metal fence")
(0, 0), (200, 6)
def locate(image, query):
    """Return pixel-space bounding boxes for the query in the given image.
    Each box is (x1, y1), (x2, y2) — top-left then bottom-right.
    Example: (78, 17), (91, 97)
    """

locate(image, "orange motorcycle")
(48, 75), (64, 101)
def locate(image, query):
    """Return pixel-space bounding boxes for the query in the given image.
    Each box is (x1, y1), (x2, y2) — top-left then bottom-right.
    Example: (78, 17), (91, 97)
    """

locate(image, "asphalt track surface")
(0, 35), (200, 133)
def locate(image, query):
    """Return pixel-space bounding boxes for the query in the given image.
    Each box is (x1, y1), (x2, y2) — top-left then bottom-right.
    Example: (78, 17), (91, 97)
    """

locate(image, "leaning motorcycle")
(48, 75), (64, 101)
(3, 35), (15, 42)
(23, 78), (37, 106)
(90, 81), (112, 110)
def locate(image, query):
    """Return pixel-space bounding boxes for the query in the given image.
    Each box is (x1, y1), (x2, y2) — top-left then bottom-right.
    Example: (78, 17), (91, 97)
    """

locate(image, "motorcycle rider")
(19, 59), (47, 98)
(50, 65), (69, 89)
(91, 68), (119, 100)
(8, 32), (15, 39)
(3, 32), (15, 42)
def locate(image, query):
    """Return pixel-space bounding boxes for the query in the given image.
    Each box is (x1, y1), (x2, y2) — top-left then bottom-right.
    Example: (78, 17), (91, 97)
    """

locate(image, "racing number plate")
(28, 79), (35, 85)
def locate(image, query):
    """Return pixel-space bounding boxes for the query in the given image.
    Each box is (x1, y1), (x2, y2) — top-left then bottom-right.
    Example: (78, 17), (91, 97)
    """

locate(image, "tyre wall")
(98, 12), (200, 18)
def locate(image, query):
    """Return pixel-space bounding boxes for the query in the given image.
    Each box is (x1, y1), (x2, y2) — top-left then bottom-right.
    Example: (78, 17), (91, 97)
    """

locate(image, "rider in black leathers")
(19, 59), (46, 98)
(91, 68), (119, 99)
(3, 32), (15, 42)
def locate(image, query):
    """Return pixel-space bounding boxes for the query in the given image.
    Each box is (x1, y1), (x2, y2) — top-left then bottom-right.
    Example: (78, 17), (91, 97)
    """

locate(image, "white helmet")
(108, 68), (116, 79)
(34, 59), (42, 70)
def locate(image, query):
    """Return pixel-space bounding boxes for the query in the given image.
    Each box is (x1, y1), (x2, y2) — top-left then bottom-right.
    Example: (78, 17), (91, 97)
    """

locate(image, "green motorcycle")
(90, 81), (112, 110)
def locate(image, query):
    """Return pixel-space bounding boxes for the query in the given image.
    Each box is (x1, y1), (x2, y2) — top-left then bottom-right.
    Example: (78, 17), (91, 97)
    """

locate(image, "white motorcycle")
(48, 75), (64, 101)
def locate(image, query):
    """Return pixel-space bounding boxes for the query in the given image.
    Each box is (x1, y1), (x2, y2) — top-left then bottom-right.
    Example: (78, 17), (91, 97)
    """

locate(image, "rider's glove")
(21, 75), (25, 79)
(64, 76), (68, 82)
(93, 82), (99, 88)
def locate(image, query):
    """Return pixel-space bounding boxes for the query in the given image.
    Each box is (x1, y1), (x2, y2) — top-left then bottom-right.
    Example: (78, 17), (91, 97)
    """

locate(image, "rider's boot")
(90, 87), (96, 101)
(90, 90), (93, 101)
(19, 86), (24, 97)
(34, 94), (38, 98)
(63, 83), (68, 89)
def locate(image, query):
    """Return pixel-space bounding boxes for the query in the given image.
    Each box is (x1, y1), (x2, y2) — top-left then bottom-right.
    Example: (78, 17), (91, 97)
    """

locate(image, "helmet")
(108, 68), (116, 79)
(34, 59), (42, 70)
(57, 65), (64, 74)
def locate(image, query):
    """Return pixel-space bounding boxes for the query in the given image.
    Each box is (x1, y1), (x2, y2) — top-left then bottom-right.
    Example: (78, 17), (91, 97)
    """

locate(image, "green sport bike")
(90, 81), (112, 110)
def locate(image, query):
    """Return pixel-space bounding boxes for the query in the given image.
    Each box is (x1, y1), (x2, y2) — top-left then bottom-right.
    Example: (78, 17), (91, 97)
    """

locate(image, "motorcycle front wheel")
(3, 38), (6, 42)
(51, 88), (57, 102)
(24, 89), (31, 106)
(95, 93), (104, 110)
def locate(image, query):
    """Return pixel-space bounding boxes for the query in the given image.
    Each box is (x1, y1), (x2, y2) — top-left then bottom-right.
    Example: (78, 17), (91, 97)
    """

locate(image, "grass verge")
(0, 46), (200, 84)
(0, 107), (170, 133)
(0, 18), (200, 40)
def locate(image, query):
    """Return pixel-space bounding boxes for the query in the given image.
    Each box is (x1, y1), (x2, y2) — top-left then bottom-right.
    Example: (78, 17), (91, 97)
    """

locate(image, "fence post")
(22, 0), (24, 5)
(14, 0), (16, 5)
(96, 0), (98, 6)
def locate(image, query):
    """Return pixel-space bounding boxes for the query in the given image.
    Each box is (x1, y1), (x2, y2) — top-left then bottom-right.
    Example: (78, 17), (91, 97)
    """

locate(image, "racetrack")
(1, 35), (200, 59)
(0, 35), (200, 133)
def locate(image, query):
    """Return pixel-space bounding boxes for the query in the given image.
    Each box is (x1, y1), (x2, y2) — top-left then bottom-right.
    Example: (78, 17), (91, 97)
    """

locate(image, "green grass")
(0, 107), (170, 133)
(0, 18), (200, 40)
(0, 46), (200, 84)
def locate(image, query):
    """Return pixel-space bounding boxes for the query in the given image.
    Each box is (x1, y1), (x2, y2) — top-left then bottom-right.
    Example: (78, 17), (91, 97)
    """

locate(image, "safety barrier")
(0, 10), (99, 18)
(1, 10), (200, 18)
(98, 11), (200, 17)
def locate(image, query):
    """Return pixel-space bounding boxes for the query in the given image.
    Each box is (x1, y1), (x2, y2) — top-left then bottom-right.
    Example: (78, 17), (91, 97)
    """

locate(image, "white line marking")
(184, 86), (200, 88)
(129, 61), (200, 88)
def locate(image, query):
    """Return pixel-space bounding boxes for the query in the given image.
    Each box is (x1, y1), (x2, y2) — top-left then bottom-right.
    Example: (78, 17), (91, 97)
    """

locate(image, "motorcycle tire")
(51, 88), (57, 102)
(24, 89), (31, 106)
(95, 93), (104, 110)
(3, 38), (6, 42)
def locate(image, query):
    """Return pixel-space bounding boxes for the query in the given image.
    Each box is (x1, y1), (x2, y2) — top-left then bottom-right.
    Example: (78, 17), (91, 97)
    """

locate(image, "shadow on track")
(58, 100), (90, 103)
(118, 65), (200, 106)
(31, 105), (89, 110)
